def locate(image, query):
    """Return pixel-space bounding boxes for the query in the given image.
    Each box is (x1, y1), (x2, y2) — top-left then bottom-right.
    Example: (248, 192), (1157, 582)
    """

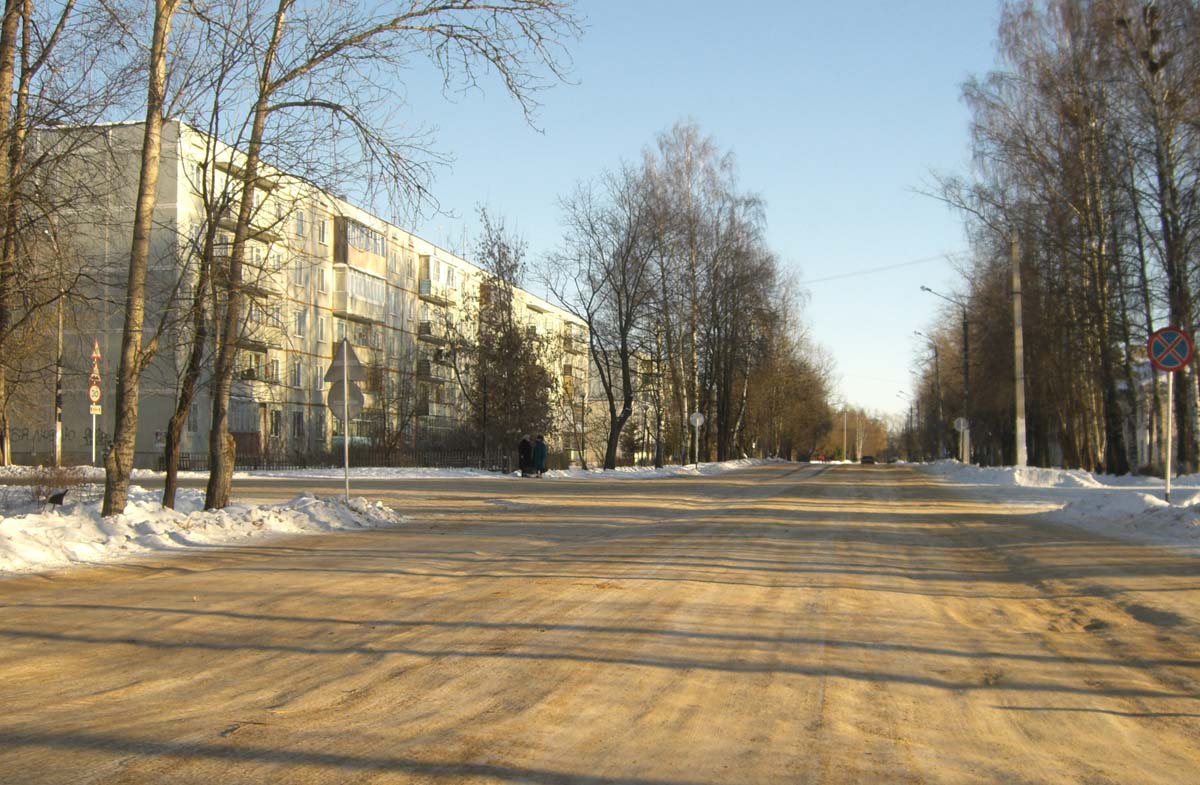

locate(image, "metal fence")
(153, 447), (573, 474)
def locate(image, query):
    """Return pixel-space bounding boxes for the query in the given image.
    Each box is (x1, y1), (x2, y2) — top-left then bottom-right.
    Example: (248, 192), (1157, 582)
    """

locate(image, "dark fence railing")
(152, 447), (580, 474)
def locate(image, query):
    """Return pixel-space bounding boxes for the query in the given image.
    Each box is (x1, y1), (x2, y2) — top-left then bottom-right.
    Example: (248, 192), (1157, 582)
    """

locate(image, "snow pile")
(113, 458), (774, 482)
(923, 460), (1104, 488)
(0, 458), (768, 575)
(0, 485), (405, 575)
(922, 461), (1200, 552)
(542, 457), (772, 480)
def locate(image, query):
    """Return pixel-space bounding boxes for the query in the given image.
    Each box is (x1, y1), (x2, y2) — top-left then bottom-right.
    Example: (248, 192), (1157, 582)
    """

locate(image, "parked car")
(860, 455), (876, 464)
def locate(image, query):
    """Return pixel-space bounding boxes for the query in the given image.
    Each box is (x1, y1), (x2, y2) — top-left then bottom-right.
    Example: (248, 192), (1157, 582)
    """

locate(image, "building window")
(270, 409), (281, 437)
(188, 403), (198, 433)
(291, 260), (310, 287)
(346, 220), (386, 256)
(317, 218), (327, 245)
(294, 309), (306, 337)
(336, 318), (346, 341)
(318, 268), (328, 293)
(318, 316), (327, 342)
(293, 411), (305, 439)
(291, 359), (302, 387)
(267, 358), (279, 382)
(295, 210), (306, 237)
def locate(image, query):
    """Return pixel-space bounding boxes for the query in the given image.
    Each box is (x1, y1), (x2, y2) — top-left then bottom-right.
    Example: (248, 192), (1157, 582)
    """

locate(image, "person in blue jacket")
(532, 434), (548, 478)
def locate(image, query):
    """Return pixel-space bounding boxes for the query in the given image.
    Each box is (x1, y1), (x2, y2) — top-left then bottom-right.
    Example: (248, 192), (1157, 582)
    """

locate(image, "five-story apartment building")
(10, 120), (586, 468)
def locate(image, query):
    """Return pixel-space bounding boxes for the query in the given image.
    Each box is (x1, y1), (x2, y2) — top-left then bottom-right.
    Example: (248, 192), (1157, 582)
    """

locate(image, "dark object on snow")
(46, 489), (68, 509)
(518, 435), (533, 477)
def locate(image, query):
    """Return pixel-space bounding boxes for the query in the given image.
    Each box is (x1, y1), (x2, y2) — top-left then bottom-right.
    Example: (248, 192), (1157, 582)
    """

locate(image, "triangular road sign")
(324, 338), (368, 382)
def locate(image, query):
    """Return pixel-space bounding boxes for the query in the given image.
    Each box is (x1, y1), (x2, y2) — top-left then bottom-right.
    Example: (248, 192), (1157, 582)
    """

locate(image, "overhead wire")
(800, 253), (963, 285)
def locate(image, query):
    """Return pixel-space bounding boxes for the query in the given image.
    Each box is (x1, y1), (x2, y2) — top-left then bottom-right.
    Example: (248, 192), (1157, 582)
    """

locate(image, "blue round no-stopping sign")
(1149, 326), (1194, 372)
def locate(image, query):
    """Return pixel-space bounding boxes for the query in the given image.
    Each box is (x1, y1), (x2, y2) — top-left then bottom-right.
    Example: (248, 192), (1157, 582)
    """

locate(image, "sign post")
(1148, 326), (1194, 502)
(89, 339), (102, 465)
(325, 338), (367, 501)
(688, 411), (704, 467)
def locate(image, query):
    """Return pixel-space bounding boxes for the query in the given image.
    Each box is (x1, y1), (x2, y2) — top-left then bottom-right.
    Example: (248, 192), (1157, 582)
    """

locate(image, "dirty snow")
(920, 460), (1200, 554)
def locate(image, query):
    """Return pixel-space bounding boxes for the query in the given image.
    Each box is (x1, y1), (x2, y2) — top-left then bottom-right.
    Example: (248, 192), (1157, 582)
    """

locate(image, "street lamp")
(914, 330), (944, 459)
(920, 285), (970, 464)
(43, 226), (64, 468)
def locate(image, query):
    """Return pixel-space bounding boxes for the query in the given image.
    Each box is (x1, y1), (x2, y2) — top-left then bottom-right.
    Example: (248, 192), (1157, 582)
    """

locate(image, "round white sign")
(88, 384), (101, 404)
(689, 411), (705, 428)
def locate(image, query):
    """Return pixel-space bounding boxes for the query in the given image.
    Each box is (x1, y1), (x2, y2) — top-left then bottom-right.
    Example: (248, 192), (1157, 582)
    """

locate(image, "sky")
(402, 1), (1005, 417)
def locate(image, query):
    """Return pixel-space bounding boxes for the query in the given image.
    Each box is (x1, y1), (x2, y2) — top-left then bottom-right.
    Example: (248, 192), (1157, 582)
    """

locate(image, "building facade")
(10, 121), (586, 468)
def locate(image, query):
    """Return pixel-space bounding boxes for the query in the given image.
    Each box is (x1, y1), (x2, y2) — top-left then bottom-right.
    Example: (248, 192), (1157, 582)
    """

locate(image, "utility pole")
(1012, 230), (1027, 467)
(54, 284), (63, 468)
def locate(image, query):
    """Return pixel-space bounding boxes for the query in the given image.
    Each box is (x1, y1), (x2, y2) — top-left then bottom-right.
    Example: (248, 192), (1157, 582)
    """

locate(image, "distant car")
(860, 455), (876, 464)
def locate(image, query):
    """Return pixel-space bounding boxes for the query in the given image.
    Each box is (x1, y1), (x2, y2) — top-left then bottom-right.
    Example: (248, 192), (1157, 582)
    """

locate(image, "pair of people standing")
(517, 434), (548, 477)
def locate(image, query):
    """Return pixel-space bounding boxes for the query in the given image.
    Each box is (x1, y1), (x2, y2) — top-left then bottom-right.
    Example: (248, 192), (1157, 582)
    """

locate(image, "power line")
(801, 253), (961, 285)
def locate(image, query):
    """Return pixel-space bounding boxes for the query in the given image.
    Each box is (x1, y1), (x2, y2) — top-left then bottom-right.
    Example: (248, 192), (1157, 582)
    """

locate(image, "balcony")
(333, 266), (387, 324)
(562, 334), (586, 355)
(418, 320), (450, 344)
(417, 358), (454, 383)
(418, 278), (454, 306)
(333, 290), (385, 324)
(240, 272), (282, 298)
(416, 400), (456, 418)
(236, 335), (271, 354)
(214, 159), (279, 191)
(216, 205), (282, 244)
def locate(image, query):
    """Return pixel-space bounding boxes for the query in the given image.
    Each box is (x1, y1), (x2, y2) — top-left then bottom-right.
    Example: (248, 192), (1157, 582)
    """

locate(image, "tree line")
(545, 121), (834, 469)
(917, 0), (1200, 474)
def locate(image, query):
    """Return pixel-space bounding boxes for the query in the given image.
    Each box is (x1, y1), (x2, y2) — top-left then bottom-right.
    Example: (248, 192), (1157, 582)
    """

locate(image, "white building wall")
(11, 120), (587, 468)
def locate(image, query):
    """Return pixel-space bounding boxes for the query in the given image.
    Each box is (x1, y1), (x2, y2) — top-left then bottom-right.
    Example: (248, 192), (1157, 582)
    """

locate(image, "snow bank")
(542, 457), (772, 480)
(921, 461), (1200, 553)
(0, 484), (405, 575)
(0, 459), (768, 575)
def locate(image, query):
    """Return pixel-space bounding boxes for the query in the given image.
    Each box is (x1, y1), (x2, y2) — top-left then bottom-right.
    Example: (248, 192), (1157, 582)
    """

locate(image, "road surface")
(0, 463), (1197, 784)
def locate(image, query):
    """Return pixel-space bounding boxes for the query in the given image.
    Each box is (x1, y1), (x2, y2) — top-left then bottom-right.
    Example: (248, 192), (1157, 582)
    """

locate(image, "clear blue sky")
(405, 1), (1004, 417)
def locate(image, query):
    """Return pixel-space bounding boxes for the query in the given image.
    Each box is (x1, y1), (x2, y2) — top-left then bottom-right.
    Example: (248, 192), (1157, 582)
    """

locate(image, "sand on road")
(0, 463), (1197, 784)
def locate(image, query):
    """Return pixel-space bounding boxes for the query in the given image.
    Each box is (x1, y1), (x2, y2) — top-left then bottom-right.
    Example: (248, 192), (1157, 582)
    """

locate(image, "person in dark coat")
(532, 434), (548, 478)
(518, 434), (533, 477)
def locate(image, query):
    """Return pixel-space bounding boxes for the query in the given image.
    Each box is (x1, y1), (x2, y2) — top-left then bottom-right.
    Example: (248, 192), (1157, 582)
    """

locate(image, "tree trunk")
(206, 5), (287, 509)
(0, 0), (22, 471)
(102, 0), (180, 516)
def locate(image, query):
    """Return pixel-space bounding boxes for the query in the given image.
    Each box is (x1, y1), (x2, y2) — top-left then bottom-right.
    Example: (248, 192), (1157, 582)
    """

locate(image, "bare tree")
(200, 0), (580, 508)
(548, 164), (661, 469)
